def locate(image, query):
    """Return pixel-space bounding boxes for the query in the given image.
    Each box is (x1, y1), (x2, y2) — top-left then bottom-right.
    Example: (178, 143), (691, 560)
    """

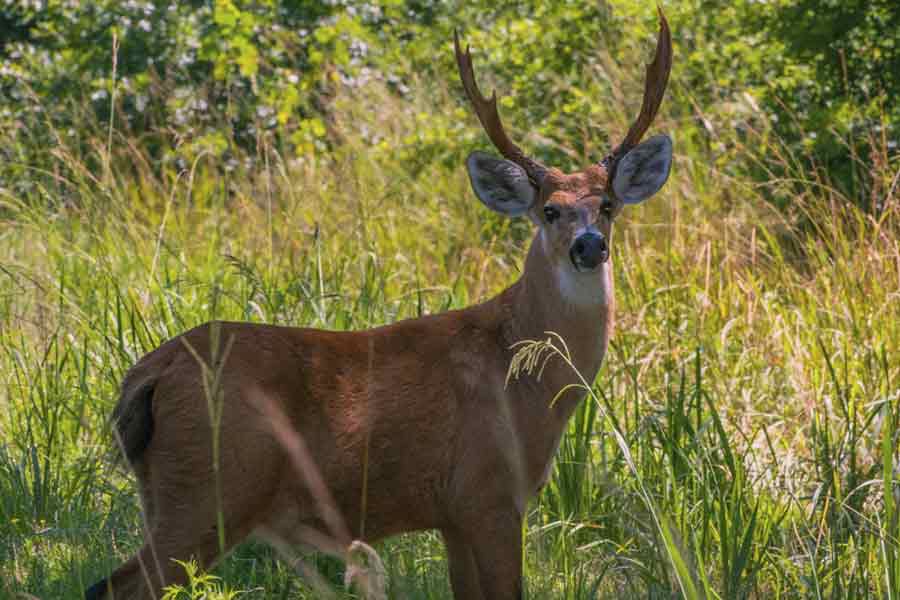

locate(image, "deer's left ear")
(612, 134), (673, 204)
(465, 151), (537, 217)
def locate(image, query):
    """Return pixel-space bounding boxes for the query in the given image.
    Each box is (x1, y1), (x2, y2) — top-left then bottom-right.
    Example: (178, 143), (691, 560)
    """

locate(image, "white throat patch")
(540, 228), (612, 308)
(556, 261), (611, 308)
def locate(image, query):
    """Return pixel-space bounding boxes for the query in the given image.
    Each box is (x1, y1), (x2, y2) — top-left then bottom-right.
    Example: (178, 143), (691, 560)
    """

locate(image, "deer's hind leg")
(92, 509), (252, 599)
(89, 437), (281, 598)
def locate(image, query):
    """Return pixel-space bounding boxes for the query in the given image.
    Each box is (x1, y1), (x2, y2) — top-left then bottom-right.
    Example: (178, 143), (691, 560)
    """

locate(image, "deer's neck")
(502, 232), (614, 416)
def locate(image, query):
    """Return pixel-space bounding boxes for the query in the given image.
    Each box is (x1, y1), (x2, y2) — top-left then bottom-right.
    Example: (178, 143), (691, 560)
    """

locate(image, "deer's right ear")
(465, 151), (536, 217)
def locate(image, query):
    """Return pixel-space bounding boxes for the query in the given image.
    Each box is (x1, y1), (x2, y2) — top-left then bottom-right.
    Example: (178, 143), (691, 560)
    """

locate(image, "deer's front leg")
(457, 505), (524, 599)
(442, 527), (485, 600)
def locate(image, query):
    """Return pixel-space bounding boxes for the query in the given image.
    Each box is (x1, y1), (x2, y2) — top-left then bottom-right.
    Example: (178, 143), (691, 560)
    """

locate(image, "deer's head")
(456, 10), (673, 277)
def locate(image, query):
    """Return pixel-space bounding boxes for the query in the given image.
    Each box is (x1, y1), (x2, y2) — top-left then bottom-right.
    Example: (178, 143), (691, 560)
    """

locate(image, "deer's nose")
(570, 232), (609, 270)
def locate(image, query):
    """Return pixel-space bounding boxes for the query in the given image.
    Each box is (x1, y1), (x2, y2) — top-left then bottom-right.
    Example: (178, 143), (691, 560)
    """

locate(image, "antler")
(454, 31), (548, 186)
(602, 7), (673, 168)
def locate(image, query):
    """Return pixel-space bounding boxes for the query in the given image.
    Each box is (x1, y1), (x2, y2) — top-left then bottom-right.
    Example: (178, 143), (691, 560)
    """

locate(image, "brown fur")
(96, 182), (618, 598)
(93, 13), (674, 597)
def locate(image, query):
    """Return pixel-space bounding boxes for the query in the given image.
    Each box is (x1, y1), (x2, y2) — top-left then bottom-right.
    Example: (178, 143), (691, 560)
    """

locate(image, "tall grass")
(1, 39), (899, 599)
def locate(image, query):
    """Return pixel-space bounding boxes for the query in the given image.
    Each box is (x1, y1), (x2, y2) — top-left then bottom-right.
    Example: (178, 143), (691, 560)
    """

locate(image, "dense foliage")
(2, 0), (897, 205)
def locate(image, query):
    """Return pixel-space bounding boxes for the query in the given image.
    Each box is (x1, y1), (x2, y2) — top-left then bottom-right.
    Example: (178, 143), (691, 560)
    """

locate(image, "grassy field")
(2, 25), (900, 600)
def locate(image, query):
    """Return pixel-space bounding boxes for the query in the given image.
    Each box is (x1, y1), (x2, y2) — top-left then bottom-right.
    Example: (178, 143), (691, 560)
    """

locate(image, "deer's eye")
(543, 205), (560, 224)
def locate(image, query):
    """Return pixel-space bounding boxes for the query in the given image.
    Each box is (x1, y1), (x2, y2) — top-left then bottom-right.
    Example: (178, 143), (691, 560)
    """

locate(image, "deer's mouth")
(570, 252), (609, 272)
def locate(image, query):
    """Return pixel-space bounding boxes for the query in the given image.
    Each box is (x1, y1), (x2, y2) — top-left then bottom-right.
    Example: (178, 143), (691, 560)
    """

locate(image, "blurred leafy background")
(3, 0), (897, 204)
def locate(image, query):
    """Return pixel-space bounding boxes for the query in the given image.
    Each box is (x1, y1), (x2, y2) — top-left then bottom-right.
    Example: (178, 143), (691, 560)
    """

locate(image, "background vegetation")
(1, 0), (898, 597)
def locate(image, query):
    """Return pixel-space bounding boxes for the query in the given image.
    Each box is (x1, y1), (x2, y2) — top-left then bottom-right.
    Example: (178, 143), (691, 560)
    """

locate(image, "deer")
(86, 10), (673, 600)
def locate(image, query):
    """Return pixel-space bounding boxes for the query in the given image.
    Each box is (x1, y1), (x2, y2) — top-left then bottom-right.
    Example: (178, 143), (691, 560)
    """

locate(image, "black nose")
(570, 232), (609, 270)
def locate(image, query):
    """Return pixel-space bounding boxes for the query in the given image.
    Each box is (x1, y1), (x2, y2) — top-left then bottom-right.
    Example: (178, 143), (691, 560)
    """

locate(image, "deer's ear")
(465, 152), (536, 217)
(612, 134), (673, 204)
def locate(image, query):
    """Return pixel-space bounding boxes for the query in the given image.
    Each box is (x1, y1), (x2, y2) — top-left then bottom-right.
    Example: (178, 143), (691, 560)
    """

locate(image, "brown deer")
(86, 11), (673, 600)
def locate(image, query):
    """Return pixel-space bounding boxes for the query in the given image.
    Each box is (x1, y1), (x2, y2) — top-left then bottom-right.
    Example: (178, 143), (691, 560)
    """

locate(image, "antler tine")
(454, 30), (547, 186)
(604, 7), (673, 165)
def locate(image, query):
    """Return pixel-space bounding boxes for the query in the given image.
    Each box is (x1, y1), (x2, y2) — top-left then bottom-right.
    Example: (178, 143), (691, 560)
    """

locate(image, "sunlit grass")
(1, 58), (899, 599)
